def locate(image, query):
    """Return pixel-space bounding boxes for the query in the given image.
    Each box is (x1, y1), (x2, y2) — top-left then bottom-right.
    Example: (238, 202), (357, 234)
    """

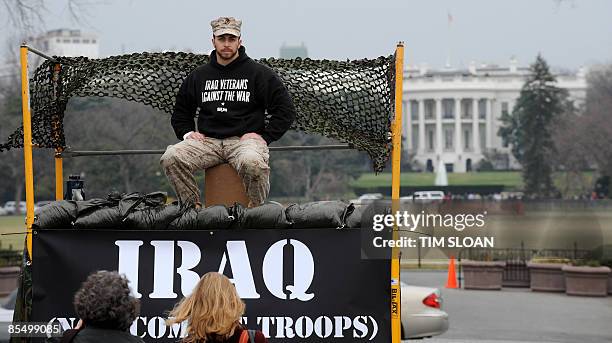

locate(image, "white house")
(403, 58), (586, 173)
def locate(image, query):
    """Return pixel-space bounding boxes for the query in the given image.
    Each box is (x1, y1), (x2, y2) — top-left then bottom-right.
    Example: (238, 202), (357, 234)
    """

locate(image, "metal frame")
(20, 44), (35, 260)
(19, 42), (405, 342)
(390, 42), (404, 343)
(19, 44), (67, 259)
(59, 144), (353, 158)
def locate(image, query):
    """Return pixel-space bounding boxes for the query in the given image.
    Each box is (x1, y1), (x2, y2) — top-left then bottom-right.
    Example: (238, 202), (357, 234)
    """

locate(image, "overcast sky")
(2, 0), (612, 70)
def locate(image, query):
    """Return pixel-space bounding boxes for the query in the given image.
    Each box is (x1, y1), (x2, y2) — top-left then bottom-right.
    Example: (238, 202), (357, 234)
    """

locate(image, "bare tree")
(551, 104), (592, 197)
(551, 64), (612, 198)
(581, 65), (612, 178)
(2, 0), (99, 36)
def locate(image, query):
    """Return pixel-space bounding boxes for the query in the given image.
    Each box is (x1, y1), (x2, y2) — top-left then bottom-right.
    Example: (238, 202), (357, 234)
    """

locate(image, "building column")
(404, 101), (411, 151)
(472, 98), (481, 153)
(435, 98), (442, 156)
(418, 100), (425, 154)
(454, 98), (462, 155)
(485, 98), (493, 149)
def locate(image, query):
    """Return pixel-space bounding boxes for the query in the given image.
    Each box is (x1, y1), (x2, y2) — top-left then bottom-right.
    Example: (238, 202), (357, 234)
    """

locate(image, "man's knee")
(160, 146), (180, 168)
(238, 152), (269, 177)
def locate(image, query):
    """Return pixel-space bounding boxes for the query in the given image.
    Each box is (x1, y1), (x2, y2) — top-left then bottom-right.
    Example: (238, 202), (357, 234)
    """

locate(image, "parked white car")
(401, 283), (449, 339)
(0, 207), (7, 216)
(350, 193), (384, 205)
(3, 201), (26, 215)
(411, 191), (445, 202)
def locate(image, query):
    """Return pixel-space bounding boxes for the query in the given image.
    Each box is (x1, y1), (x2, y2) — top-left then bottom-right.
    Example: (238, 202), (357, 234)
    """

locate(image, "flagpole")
(446, 11), (452, 68)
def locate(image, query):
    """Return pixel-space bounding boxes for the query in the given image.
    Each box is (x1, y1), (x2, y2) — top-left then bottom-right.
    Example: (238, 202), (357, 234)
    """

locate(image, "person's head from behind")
(210, 17), (242, 63)
(167, 272), (245, 342)
(73, 270), (139, 331)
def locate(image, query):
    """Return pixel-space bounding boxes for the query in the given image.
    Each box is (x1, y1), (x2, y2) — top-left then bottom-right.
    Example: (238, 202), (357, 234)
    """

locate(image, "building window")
(92, 39), (97, 43)
(442, 99), (454, 119)
(461, 99), (472, 118)
(478, 99), (487, 119)
(410, 100), (419, 120)
(73, 39), (80, 43)
(424, 100), (435, 119)
(444, 127), (453, 150)
(427, 129), (435, 151)
(63, 39), (70, 43)
(464, 129), (472, 150)
(501, 102), (509, 114)
(56, 39), (60, 43)
(83, 39), (90, 43)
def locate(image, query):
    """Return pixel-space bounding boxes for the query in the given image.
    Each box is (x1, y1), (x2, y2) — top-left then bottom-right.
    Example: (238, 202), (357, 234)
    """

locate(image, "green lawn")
(0, 216), (27, 251)
(351, 171), (594, 192)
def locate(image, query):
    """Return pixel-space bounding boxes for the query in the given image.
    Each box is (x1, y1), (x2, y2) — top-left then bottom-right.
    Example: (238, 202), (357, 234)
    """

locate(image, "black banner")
(32, 229), (390, 342)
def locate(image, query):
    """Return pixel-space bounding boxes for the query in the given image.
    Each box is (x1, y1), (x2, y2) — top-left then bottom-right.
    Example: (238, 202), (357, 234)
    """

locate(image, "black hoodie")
(171, 46), (296, 144)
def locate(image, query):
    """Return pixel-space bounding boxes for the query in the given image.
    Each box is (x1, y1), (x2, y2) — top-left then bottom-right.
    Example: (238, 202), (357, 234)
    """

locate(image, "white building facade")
(30, 29), (99, 58)
(403, 59), (587, 173)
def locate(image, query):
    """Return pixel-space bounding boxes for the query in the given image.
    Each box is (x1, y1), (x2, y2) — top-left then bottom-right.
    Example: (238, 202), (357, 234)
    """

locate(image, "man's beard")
(218, 49), (238, 61)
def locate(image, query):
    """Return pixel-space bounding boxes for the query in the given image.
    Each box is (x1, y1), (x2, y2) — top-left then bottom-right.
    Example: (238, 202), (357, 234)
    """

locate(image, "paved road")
(401, 270), (612, 343)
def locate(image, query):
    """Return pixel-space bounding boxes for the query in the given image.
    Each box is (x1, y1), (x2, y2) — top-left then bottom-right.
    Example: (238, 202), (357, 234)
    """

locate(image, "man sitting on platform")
(160, 17), (296, 208)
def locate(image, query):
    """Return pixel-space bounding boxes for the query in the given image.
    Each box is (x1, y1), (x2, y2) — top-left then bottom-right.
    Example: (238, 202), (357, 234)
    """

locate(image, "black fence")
(458, 243), (592, 288)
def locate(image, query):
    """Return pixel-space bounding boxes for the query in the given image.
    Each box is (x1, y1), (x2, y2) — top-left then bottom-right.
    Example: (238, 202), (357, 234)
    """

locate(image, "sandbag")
(168, 208), (198, 230)
(235, 203), (291, 229)
(285, 201), (354, 229)
(71, 196), (121, 230)
(74, 198), (114, 215)
(74, 207), (123, 230)
(73, 192), (169, 230)
(118, 191), (167, 215)
(345, 205), (364, 228)
(123, 204), (183, 230)
(169, 206), (234, 230)
(196, 205), (235, 229)
(32, 200), (77, 230)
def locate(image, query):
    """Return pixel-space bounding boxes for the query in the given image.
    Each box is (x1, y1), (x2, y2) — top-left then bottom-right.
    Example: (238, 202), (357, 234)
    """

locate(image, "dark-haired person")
(160, 16), (296, 208)
(60, 270), (143, 343)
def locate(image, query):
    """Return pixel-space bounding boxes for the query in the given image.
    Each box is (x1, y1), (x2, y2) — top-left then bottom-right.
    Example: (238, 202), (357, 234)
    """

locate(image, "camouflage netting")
(0, 51), (396, 171)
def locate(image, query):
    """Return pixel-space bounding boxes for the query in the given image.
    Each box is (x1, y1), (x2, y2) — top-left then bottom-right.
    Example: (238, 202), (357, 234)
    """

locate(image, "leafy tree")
(499, 55), (568, 198)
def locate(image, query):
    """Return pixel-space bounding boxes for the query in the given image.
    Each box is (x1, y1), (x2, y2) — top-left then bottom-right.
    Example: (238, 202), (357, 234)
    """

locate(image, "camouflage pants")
(160, 137), (270, 207)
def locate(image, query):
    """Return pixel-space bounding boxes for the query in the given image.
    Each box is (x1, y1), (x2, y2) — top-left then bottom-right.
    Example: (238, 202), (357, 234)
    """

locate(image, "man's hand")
(186, 132), (206, 142)
(240, 132), (267, 144)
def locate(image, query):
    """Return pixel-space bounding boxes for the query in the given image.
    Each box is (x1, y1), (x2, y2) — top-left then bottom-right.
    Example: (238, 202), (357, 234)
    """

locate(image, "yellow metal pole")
(391, 42), (404, 343)
(55, 149), (64, 200)
(20, 44), (35, 259)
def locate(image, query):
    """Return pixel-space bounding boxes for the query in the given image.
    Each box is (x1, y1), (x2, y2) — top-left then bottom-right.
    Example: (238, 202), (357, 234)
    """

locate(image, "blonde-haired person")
(167, 272), (267, 343)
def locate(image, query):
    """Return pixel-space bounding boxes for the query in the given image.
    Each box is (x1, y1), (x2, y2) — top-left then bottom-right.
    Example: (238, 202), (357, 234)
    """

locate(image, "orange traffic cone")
(446, 256), (458, 289)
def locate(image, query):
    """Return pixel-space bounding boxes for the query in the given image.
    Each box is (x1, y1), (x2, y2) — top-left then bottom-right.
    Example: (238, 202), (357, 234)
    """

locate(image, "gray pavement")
(401, 270), (612, 343)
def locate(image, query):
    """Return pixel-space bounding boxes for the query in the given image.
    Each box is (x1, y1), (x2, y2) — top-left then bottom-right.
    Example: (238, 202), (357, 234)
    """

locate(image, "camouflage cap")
(210, 17), (242, 37)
